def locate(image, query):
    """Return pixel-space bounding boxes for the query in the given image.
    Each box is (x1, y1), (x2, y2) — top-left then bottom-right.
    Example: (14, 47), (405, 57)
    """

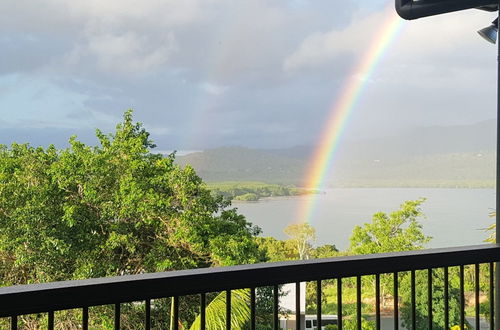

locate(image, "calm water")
(233, 188), (495, 250)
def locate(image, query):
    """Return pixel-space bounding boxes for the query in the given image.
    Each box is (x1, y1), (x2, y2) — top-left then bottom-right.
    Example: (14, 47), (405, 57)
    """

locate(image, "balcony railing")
(1, 244), (500, 329)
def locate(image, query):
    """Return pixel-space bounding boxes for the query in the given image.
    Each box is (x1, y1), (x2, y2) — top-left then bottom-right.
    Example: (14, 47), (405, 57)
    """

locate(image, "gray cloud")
(0, 0), (496, 151)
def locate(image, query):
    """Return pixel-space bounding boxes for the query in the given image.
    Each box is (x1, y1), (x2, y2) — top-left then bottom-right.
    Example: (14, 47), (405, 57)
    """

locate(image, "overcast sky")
(0, 0), (497, 151)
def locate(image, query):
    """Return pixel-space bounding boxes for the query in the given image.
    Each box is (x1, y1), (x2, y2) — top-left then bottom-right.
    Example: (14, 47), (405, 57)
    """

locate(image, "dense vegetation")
(0, 112), (491, 328)
(0, 112), (267, 328)
(208, 181), (314, 201)
(264, 199), (475, 330)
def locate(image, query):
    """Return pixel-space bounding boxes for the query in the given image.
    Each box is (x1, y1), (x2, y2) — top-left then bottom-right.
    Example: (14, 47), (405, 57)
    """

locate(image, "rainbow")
(296, 8), (405, 224)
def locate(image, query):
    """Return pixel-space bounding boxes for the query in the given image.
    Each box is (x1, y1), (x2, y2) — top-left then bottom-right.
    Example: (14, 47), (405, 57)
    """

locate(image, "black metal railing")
(1, 244), (500, 329)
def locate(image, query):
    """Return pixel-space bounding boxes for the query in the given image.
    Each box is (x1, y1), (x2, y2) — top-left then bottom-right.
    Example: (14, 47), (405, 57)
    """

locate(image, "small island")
(208, 181), (316, 201)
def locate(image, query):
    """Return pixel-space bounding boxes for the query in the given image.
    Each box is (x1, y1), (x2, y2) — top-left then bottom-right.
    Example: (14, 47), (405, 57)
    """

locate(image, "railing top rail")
(1, 244), (499, 317)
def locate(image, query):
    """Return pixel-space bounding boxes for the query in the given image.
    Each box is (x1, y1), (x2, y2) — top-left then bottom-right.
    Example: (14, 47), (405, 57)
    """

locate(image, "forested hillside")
(175, 147), (306, 184)
(176, 120), (496, 188)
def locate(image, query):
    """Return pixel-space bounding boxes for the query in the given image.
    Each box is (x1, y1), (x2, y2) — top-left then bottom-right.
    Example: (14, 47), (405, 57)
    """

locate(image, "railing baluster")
(444, 267), (449, 330)
(337, 278), (342, 330)
(145, 299), (151, 330)
(375, 274), (380, 330)
(295, 283), (300, 330)
(316, 280), (322, 330)
(427, 269), (432, 330)
(2, 245), (500, 329)
(475, 263), (480, 330)
(460, 265), (465, 330)
(394, 272), (398, 330)
(11, 315), (17, 330)
(490, 262), (495, 329)
(48, 310), (54, 330)
(200, 293), (206, 330)
(173, 296), (179, 330)
(251, 288), (256, 330)
(357, 276), (361, 330)
(274, 285), (279, 330)
(411, 270), (416, 330)
(115, 303), (120, 330)
(226, 290), (231, 330)
(82, 306), (89, 330)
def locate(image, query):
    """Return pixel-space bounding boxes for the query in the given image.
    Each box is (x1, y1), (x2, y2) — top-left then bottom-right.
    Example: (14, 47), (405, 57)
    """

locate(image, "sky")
(0, 0), (498, 151)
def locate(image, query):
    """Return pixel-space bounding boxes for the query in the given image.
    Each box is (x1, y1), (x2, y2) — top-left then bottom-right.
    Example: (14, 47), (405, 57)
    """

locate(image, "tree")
(311, 244), (338, 259)
(399, 269), (466, 330)
(0, 111), (265, 327)
(348, 199), (468, 329)
(348, 199), (431, 306)
(349, 199), (431, 255)
(284, 223), (316, 260)
(255, 237), (298, 262)
(348, 200), (427, 312)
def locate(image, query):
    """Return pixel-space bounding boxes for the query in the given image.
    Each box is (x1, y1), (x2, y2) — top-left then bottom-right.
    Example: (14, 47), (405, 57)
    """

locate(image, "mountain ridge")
(175, 120), (496, 187)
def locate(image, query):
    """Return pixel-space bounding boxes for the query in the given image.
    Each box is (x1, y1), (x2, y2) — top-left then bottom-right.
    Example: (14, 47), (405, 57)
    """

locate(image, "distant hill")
(336, 119), (496, 161)
(175, 120), (496, 188)
(176, 147), (307, 184)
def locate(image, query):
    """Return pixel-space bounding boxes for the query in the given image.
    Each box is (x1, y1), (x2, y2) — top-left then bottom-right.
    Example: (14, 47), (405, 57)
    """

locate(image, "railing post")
(496, 2), (500, 329)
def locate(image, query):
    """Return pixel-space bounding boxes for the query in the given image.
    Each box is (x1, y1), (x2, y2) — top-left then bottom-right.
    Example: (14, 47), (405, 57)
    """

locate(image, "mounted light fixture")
(478, 17), (499, 44)
(395, 0), (498, 20)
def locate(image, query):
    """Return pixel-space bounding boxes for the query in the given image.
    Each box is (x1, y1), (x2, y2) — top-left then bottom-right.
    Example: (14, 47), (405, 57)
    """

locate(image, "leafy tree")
(349, 198), (431, 255)
(400, 269), (467, 330)
(348, 199), (431, 307)
(256, 237), (298, 262)
(284, 223), (316, 260)
(348, 199), (469, 329)
(0, 111), (265, 327)
(311, 244), (338, 259)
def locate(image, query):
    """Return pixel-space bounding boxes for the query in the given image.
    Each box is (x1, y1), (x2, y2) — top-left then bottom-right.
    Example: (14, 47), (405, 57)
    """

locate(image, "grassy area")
(207, 181), (316, 201)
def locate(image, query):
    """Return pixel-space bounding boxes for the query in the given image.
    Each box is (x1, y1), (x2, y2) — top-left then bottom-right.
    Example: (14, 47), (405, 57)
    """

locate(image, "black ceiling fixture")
(478, 17), (499, 44)
(395, 0), (497, 20)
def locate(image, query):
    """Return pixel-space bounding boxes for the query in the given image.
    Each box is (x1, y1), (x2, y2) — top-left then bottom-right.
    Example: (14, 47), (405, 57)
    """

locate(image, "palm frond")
(189, 289), (251, 330)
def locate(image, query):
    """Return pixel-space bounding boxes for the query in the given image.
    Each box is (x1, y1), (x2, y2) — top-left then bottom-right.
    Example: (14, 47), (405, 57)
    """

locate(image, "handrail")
(1, 244), (499, 317)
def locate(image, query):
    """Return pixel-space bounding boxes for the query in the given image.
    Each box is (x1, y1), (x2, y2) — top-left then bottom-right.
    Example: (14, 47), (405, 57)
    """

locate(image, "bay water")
(233, 188), (495, 250)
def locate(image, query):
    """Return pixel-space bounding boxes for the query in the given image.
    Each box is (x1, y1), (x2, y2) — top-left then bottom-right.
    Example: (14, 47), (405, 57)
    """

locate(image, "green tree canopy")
(284, 222), (316, 260)
(349, 198), (431, 255)
(0, 110), (263, 286)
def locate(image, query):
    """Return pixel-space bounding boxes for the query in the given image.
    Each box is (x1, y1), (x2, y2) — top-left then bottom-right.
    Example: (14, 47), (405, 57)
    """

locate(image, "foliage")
(190, 289), (251, 330)
(484, 210), (495, 243)
(311, 244), (339, 259)
(208, 181), (313, 201)
(347, 200), (431, 307)
(284, 223), (316, 260)
(0, 111), (271, 328)
(256, 237), (298, 262)
(399, 269), (469, 330)
(257, 235), (337, 263)
(349, 199), (431, 255)
(347, 200), (471, 329)
(234, 193), (260, 201)
(342, 318), (376, 330)
(0, 110), (264, 286)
